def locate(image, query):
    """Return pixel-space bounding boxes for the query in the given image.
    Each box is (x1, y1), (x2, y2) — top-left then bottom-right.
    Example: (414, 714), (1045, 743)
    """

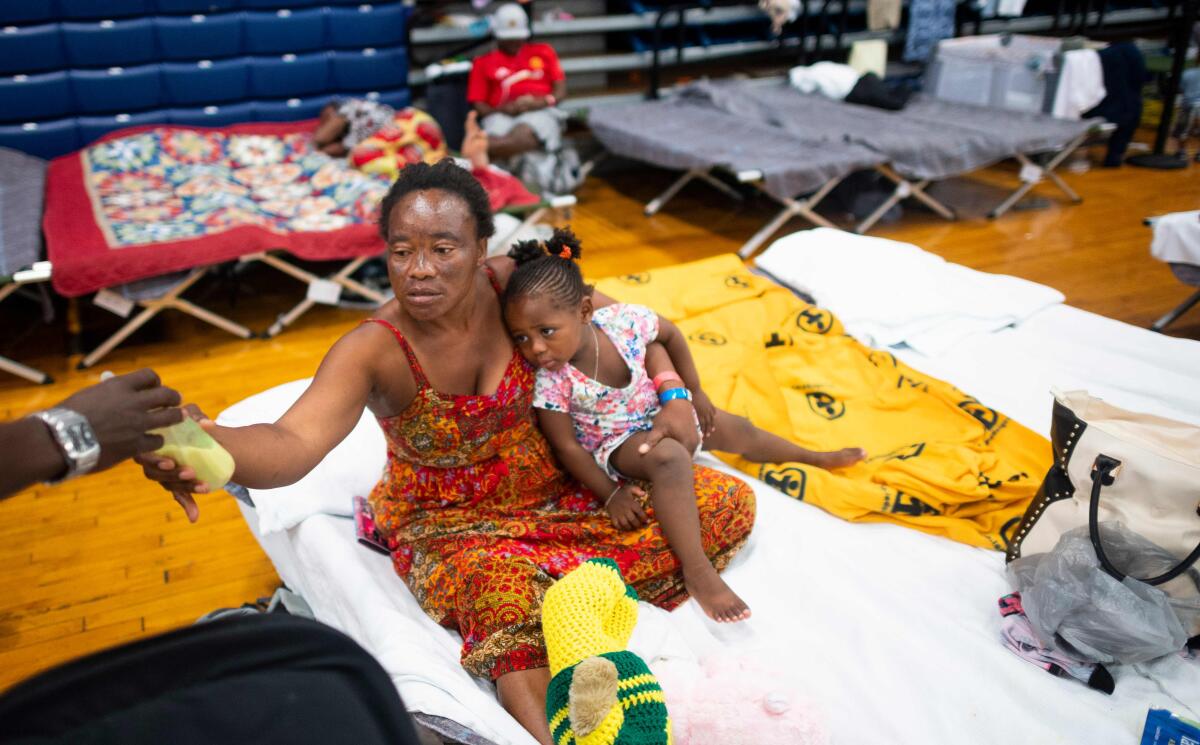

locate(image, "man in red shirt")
(467, 3), (568, 165)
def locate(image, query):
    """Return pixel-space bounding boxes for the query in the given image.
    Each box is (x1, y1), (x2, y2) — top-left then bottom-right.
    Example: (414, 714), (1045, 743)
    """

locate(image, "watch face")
(67, 423), (98, 451)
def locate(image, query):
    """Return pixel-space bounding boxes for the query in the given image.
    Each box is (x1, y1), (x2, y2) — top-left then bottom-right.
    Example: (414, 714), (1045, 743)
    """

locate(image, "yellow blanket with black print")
(595, 254), (1050, 551)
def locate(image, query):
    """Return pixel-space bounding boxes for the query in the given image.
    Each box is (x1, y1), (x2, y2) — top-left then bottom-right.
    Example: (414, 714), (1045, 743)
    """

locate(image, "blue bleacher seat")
(366, 87), (411, 111)
(0, 1), (54, 25)
(0, 24), (66, 76)
(166, 101), (256, 126)
(327, 4), (408, 49)
(250, 52), (330, 98)
(71, 65), (164, 115)
(163, 58), (249, 106)
(155, 13), (243, 61)
(63, 19), (157, 68)
(330, 47), (408, 92)
(255, 95), (326, 121)
(155, 0), (237, 12)
(78, 110), (168, 145)
(243, 8), (326, 55)
(59, 0), (153, 19)
(0, 119), (81, 160)
(0, 71), (73, 123)
(239, 0), (324, 8)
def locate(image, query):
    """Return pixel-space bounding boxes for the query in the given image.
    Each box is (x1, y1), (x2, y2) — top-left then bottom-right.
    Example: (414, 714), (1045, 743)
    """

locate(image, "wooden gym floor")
(0, 140), (1197, 691)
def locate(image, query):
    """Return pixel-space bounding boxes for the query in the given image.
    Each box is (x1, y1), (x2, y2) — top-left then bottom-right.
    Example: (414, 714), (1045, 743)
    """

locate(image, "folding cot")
(218, 243), (1200, 745)
(0, 147), (52, 384)
(588, 96), (887, 256)
(682, 79), (1105, 228)
(41, 119), (574, 357)
(41, 120), (389, 366)
(1148, 211), (1200, 333)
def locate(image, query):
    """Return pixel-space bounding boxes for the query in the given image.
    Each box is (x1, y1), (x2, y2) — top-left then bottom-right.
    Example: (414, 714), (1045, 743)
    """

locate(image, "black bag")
(0, 614), (422, 745)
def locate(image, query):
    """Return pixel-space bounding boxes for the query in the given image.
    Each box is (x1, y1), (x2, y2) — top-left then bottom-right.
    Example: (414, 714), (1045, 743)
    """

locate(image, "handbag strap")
(1087, 454), (1200, 585)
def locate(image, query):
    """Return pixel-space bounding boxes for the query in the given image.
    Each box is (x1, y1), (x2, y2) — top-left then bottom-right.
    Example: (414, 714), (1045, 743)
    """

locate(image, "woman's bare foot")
(810, 447), (867, 469)
(683, 563), (750, 623)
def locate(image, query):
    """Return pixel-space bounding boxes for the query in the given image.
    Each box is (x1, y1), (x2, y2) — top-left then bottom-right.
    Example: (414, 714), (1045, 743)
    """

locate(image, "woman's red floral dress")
(366, 275), (755, 679)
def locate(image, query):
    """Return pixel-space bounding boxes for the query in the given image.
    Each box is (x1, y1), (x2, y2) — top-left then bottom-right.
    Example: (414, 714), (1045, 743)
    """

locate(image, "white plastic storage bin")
(925, 34), (1063, 114)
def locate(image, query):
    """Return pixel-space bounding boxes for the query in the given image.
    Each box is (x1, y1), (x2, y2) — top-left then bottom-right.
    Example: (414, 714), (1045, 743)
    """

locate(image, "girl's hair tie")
(558, 246), (573, 259)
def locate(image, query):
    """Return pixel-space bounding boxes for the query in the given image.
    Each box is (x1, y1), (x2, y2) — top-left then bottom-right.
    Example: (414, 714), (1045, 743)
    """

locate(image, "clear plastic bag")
(1007, 523), (1200, 665)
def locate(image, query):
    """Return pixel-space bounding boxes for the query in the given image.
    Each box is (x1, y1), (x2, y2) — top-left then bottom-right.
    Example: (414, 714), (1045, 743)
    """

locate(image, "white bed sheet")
(225, 378), (1200, 745)
(221, 232), (1200, 744)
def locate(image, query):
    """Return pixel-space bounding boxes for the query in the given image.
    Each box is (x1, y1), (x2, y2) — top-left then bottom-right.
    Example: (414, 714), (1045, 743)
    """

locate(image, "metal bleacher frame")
(406, 0), (1178, 89)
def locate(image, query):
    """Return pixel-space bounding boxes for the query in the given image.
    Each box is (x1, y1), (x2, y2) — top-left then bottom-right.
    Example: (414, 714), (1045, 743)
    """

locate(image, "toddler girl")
(503, 229), (865, 622)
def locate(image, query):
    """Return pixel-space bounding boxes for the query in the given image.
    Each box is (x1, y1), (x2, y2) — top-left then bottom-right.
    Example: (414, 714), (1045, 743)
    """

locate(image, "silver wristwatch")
(32, 407), (101, 483)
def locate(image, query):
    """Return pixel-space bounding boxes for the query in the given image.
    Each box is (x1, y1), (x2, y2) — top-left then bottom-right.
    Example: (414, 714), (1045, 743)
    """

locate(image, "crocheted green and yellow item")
(543, 558), (671, 745)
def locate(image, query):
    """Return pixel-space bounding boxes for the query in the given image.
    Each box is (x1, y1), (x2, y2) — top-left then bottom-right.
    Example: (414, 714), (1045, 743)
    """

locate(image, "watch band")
(32, 407), (101, 483)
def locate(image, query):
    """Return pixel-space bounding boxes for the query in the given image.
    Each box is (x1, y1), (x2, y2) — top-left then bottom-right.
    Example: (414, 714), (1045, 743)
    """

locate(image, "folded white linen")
(216, 378), (386, 533)
(755, 228), (1065, 355)
(787, 62), (860, 100)
(894, 303), (1200, 433)
(1150, 210), (1200, 266)
(1052, 48), (1106, 119)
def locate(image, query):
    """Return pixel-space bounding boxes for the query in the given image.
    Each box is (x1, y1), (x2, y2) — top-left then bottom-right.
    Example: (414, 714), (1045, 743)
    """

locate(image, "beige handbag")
(1007, 390), (1200, 630)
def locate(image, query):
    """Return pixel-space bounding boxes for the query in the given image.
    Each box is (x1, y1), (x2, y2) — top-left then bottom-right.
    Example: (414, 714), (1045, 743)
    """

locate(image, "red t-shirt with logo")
(467, 43), (564, 108)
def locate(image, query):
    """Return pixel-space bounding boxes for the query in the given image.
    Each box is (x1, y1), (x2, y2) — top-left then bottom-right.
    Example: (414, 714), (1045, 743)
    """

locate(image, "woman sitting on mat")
(503, 229), (866, 623)
(136, 160), (755, 745)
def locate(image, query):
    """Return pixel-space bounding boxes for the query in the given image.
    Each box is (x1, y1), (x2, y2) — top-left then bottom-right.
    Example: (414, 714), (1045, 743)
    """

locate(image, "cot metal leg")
(906, 180), (957, 220)
(0, 355), (52, 384)
(266, 298), (317, 338)
(80, 268), (250, 368)
(738, 176), (841, 258)
(1151, 289), (1200, 332)
(695, 170), (743, 201)
(644, 169), (703, 216)
(171, 298), (254, 339)
(331, 256), (388, 305)
(79, 267), (207, 369)
(858, 166), (955, 234)
(989, 134), (1088, 219)
(80, 305), (164, 369)
(256, 254), (387, 338)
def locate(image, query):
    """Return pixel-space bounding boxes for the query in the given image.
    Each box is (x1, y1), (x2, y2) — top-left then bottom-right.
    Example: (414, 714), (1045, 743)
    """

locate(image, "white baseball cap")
(491, 3), (530, 40)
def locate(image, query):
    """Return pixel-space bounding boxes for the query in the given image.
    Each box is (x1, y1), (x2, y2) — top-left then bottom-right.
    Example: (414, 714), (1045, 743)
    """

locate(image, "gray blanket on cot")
(680, 80), (1098, 181)
(588, 98), (883, 202)
(0, 147), (46, 277)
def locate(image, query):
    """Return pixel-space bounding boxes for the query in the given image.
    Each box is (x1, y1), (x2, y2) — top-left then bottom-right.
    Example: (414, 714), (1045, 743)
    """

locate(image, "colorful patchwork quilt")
(45, 121), (389, 297)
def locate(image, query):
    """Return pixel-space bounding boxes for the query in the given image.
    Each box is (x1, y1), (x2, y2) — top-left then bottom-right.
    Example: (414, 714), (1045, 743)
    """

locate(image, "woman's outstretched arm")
(136, 325), (398, 517)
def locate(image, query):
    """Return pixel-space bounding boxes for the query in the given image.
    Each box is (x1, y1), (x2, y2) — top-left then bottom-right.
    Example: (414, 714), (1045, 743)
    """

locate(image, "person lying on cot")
(502, 229), (867, 623)
(468, 3), (579, 193)
(135, 160), (756, 745)
(313, 100), (540, 213)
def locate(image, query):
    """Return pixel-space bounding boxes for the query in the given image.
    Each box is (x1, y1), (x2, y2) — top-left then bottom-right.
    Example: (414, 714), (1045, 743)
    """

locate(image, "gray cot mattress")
(680, 80), (1097, 181)
(588, 98), (884, 202)
(0, 147), (47, 277)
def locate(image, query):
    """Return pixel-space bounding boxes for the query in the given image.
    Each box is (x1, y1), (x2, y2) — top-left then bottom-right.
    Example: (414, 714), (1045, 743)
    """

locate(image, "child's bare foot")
(684, 564), (751, 623)
(810, 447), (867, 469)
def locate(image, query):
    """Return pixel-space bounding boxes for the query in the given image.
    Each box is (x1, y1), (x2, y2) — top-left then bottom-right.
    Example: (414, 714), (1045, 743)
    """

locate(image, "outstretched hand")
(133, 403), (213, 523)
(59, 368), (183, 472)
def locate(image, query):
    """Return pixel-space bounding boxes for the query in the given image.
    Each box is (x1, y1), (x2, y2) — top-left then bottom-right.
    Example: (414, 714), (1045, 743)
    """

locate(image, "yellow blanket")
(596, 254), (1050, 551)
